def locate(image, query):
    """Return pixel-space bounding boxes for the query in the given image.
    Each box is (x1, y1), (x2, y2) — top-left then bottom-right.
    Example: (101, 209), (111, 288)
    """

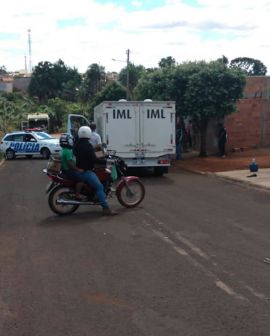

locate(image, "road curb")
(213, 173), (270, 193)
(172, 164), (208, 176)
(175, 164), (270, 192)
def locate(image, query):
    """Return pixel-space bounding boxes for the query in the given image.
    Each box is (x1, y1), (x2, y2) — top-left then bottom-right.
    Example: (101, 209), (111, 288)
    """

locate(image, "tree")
(0, 97), (17, 133)
(158, 56), (176, 68)
(79, 63), (106, 103)
(0, 66), (7, 74)
(134, 67), (175, 101)
(88, 81), (127, 118)
(134, 61), (246, 156)
(118, 64), (145, 98)
(230, 57), (267, 76)
(182, 61), (246, 156)
(46, 98), (84, 131)
(216, 55), (229, 66)
(0, 92), (38, 132)
(28, 59), (81, 103)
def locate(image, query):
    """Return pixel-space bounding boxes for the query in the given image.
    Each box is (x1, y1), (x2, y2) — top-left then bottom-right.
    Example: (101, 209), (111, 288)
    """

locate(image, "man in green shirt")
(60, 133), (84, 199)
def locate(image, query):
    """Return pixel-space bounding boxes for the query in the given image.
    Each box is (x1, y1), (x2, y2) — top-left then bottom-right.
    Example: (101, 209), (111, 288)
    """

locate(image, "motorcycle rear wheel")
(117, 180), (145, 208)
(48, 186), (79, 215)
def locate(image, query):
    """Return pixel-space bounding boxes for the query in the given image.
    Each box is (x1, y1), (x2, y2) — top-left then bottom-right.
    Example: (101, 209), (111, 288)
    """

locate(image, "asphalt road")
(0, 159), (270, 336)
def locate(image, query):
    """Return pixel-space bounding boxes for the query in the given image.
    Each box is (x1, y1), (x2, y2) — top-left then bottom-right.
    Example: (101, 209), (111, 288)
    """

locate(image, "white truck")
(67, 100), (176, 175)
(21, 113), (50, 131)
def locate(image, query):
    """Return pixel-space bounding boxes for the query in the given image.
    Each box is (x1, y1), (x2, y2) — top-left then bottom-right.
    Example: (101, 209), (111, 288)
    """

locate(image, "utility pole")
(126, 49), (130, 100)
(24, 55), (27, 73)
(112, 49), (131, 100)
(27, 29), (32, 73)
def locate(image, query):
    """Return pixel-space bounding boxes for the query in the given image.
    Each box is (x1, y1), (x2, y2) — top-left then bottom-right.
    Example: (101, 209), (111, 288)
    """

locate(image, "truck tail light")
(158, 159), (170, 164)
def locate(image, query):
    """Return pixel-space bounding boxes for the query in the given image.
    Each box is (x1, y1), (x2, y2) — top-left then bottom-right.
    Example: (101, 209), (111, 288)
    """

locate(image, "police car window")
(13, 134), (24, 142)
(24, 134), (35, 142)
(4, 135), (13, 141)
(35, 132), (52, 140)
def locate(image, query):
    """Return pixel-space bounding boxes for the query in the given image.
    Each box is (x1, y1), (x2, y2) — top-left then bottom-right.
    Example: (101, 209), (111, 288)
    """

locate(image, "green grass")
(0, 152), (4, 160)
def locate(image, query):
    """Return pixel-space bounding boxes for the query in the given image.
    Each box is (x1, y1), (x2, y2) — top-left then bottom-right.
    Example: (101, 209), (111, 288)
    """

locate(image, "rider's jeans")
(63, 169), (83, 182)
(81, 170), (109, 209)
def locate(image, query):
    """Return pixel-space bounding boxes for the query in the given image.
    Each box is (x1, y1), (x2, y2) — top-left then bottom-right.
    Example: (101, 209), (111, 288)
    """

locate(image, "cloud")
(0, 0), (270, 74)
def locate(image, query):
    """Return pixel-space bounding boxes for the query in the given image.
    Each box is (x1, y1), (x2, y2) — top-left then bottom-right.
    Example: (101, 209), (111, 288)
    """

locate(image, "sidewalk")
(173, 148), (270, 191)
(215, 169), (270, 191)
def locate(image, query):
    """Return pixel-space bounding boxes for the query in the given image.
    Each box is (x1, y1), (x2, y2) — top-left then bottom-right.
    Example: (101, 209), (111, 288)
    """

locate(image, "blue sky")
(1, 0), (270, 74)
(96, 0), (167, 10)
(96, 0), (201, 10)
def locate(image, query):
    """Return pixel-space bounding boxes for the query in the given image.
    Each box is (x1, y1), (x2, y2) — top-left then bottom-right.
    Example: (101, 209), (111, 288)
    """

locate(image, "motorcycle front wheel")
(117, 180), (145, 208)
(48, 186), (79, 215)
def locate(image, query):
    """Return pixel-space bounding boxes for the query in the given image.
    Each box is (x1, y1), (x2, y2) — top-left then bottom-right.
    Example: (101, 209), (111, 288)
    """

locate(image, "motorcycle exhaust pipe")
(56, 199), (99, 206)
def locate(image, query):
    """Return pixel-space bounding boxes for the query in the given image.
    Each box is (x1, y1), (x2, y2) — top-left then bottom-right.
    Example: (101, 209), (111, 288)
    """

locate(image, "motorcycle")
(43, 154), (145, 215)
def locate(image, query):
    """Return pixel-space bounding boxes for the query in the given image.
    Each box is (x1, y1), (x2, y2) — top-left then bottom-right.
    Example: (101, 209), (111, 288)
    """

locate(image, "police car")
(0, 131), (61, 160)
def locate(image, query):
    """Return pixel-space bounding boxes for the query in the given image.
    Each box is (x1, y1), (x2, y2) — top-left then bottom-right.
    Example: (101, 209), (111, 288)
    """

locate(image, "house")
(0, 75), (13, 93)
(13, 75), (31, 93)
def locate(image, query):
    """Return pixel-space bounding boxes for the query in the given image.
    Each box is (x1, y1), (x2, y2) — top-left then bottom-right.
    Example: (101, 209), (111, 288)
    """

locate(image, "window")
(35, 132), (52, 140)
(24, 134), (36, 142)
(4, 135), (13, 141)
(13, 134), (24, 142)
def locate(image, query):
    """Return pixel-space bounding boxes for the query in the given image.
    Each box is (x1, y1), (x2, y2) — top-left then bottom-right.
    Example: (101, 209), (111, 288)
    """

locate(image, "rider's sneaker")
(102, 207), (118, 216)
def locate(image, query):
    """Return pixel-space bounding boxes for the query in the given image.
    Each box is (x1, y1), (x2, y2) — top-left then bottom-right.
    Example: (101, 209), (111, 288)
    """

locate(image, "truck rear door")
(140, 102), (175, 157)
(104, 102), (139, 157)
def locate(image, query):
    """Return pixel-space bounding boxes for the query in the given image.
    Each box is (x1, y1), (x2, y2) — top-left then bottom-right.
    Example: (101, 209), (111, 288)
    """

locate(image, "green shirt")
(60, 147), (76, 171)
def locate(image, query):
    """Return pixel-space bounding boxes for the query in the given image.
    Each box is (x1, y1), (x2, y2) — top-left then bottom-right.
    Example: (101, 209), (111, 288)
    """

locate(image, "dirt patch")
(173, 148), (270, 173)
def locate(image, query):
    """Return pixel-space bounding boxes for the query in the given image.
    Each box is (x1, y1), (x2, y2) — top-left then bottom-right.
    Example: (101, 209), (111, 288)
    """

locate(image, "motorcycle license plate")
(46, 181), (54, 193)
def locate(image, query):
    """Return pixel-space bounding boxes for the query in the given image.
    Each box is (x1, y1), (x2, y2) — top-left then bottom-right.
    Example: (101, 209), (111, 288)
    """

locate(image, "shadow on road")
(38, 210), (103, 227)
(37, 205), (140, 228)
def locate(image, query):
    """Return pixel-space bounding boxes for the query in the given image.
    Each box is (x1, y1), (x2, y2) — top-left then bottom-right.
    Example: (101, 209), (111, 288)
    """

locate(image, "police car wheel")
(40, 148), (50, 159)
(5, 149), (15, 160)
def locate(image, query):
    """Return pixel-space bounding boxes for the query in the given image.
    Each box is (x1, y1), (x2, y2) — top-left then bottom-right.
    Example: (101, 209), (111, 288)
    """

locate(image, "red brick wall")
(225, 76), (270, 150)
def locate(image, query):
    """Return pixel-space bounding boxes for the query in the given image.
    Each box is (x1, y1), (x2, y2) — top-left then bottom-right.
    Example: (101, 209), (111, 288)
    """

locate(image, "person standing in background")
(186, 120), (193, 148)
(89, 122), (102, 151)
(218, 123), (228, 158)
(175, 116), (183, 160)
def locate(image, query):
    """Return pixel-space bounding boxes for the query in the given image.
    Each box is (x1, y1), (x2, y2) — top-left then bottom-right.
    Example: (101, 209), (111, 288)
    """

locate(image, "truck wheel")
(154, 167), (167, 177)
(5, 149), (16, 160)
(40, 148), (50, 159)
